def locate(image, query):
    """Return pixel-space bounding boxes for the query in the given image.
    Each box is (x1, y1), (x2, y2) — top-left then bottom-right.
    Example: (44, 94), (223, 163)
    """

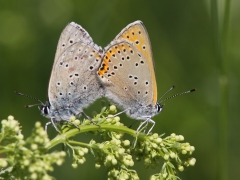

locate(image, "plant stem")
(47, 124), (137, 150)
(211, 0), (230, 180)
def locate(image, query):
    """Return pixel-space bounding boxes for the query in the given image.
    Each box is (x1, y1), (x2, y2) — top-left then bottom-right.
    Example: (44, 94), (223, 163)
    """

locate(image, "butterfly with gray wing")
(16, 22), (105, 132)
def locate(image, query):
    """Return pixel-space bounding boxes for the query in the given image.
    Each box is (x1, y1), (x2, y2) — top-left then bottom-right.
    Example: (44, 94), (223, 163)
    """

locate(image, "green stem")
(67, 140), (90, 147)
(47, 124), (138, 150)
(211, 0), (230, 180)
(0, 149), (13, 154)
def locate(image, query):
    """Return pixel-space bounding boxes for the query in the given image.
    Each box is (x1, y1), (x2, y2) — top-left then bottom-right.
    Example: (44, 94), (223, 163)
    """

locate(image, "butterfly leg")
(45, 122), (52, 132)
(82, 111), (100, 127)
(45, 118), (60, 133)
(112, 109), (129, 117)
(136, 117), (155, 135)
(65, 119), (80, 130)
(146, 119), (155, 135)
(128, 120), (137, 128)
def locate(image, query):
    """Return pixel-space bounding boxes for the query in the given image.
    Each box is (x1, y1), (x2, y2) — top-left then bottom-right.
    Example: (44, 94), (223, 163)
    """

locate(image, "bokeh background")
(0, 0), (239, 179)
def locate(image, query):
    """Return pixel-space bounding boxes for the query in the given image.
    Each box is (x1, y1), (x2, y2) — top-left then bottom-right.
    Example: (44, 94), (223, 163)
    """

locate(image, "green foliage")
(0, 106), (195, 180)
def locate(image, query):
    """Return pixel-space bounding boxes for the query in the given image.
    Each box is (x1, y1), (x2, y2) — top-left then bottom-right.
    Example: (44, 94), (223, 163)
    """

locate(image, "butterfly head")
(39, 101), (51, 117)
(156, 102), (164, 113)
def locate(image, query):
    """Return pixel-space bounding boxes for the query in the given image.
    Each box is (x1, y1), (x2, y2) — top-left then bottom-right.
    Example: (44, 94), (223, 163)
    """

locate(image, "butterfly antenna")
(158, 85), (175, 102)
(14, 91), (45, 108)
(160, 88), (197, 103)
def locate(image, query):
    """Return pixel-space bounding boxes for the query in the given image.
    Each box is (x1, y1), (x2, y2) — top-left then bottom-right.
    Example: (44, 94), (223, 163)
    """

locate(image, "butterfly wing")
(48, 22), (104, 119)
(98, 40), (154, 109)
(114, 20), (157, 104)
(98, 21), (157, 109)
(53, 22), (93, 66)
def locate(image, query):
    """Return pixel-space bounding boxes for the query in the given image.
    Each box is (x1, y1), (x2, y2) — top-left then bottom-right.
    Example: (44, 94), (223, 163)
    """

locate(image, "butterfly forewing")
(114, 21), (157, 104)
(48, 22), (104, 115)
(49, 41), (103, 113)
(54, 22), (94, 64)
(98, 40), (154, 106)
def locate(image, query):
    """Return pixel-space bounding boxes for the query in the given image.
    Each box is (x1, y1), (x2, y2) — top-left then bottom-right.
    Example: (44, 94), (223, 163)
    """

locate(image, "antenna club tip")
(190, 88), (197, 92)
(24, 105), (29, 108)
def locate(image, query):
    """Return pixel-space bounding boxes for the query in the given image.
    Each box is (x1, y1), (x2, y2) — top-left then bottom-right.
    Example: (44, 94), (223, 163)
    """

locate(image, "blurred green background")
(0, 0), (239, 179)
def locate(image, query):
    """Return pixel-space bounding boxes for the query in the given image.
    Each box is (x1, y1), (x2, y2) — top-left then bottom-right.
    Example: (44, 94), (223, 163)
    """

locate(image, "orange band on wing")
(98, 45), (120, 76)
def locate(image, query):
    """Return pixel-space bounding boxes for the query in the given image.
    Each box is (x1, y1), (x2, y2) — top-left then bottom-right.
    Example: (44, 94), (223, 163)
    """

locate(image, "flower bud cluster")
(107, 167), (139, 180)
(72, 147), (89, 168)
(1, 115), (21, 138)
(92, 139), (134, 169)
(0, 117), (66, 179)
(61, 116), (81, 131)
(97, 105), (124, 126)
(132, 132), (196, 179)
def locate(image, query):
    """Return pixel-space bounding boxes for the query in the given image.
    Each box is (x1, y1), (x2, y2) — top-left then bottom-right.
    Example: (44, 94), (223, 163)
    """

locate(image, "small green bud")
(0, 159), (8, 167)
(30, 173), (38, 180)
(70, 116), (76, 121)
(151, 143), (158, 149)
(18, 134), (24, 140)
(118, 148), (125, 154)
(35, 122), (41, 128)
(60, 151), (66, 157)
(95, 163), (101, 169)
(1, 119), (7, 125)
(178, 165), (184, 171)
(153, 133), (158, 139)
(23, 159), (30, 166)
(83, 148), (88, 154)
(189, 158), (196, 166)
(106, 155), (113, 161)
(8, 115), (14, 121)
(122, 140), (130, 146)
(115, 134), (121, 139)
(162, 173), (168, 178)
(42, 174), (51, 180)
(178, 135), (184, 141)
(106, 118), (112, 123)
(78, 158), (85, 164)
(164, 154), (169, 160)
(112, 158), (117, 165)
(129, 160), (134, 166)
(150, 175), (157, 180)
(84, 120), (91, 125)
(155, 137), (162, 143)
(190, 146), (195, 152)
(170, 152), (176, 158)
(185, 146), (191, 151)
(182, 150), (187, 154)
(31, 144), (38, 150)
(114, 116), (120, 122)
(56, 159), (64, 166)
(72, 163), (78, 168)
(74, 119), (80, 125)
(115, 122), (121, 126)
(29, 166), (35, 173)
(109, 105), (117, 112)
(78, 150), (84, 156)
